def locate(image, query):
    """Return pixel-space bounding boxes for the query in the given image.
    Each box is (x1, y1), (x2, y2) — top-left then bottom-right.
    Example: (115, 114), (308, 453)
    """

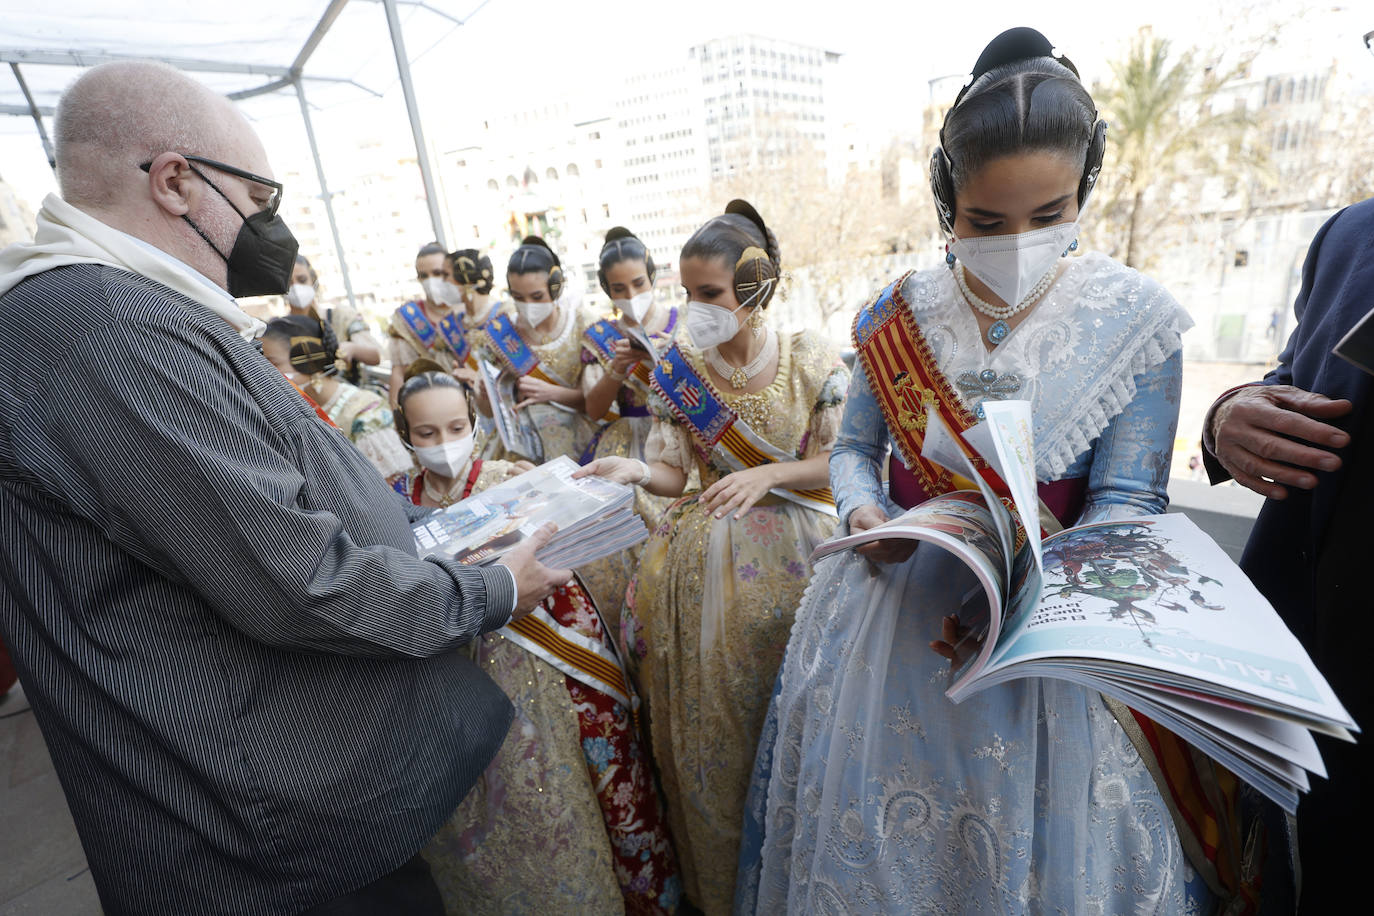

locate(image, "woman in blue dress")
(736, 29), (1242, 914)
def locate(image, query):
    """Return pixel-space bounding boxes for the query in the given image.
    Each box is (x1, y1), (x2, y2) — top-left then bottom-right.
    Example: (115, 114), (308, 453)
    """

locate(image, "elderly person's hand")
(496, 523), (574, 619)
(1209, 385), (1352, 500)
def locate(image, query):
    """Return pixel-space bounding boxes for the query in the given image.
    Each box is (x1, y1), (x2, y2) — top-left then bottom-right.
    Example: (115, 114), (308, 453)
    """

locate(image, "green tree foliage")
(1090, 30), (1273, 269)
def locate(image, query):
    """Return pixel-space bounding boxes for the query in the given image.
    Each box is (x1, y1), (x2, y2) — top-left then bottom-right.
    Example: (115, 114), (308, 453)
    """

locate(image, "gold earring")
(747, 307), (765, 337)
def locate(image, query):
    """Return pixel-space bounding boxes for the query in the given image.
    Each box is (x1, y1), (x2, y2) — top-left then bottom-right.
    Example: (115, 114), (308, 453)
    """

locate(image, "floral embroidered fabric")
(621, 329), (846, 914)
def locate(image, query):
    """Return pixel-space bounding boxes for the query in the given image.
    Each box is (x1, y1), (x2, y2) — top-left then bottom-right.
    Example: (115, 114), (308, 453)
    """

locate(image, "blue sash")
(437, 313), (472, 367)
(396, 301), (438, 350)
(483, 313), (539, 377)
(650, 343), (735, 449)
(583, 319), (623, 364)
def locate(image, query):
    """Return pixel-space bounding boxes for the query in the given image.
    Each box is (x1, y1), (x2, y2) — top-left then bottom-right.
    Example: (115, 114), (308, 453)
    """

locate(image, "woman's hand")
(515, 376), (561, 410)
(609, 339), (645, 379)
(336, 340), (358, 363)
(850, 504), (917, 565)
(929, 614), (982, 668)
(512, 460), (536, 473)
(452, 365), (480, 387)
(573, 457), (644, 486)
(700, 465), (777, 520)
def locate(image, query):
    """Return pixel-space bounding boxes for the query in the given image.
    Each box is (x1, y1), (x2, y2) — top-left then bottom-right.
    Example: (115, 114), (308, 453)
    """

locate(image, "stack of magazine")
(412, 456), (648, 570)
(815, 399), (1358, 812)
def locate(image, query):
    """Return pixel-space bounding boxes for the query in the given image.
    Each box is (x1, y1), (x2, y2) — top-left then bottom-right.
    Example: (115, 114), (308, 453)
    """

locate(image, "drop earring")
(747, 306), (765, 337)
(945, 244), (956, 269)
(1063, 238), (1079, 256)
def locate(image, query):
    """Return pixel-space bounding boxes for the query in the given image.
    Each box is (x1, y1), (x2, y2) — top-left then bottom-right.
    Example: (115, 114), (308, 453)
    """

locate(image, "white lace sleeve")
(580, 355), (606, 396)
(645, 418), (695, 473)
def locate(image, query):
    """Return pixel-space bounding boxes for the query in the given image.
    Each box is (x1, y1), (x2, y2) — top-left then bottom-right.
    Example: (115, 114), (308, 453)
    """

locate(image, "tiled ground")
(0, 686), (101, 914)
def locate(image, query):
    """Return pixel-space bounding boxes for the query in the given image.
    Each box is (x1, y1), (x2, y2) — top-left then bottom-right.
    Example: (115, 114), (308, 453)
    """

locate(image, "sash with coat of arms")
(650, 342), (836, 517)
(483, 312), (571, 388)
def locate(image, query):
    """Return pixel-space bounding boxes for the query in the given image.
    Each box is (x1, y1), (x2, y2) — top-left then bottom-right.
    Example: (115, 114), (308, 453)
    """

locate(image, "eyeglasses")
(139, 154), (283, 216)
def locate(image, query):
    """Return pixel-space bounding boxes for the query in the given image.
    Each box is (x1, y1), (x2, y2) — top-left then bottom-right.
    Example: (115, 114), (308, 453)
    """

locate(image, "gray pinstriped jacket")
(0, 263), (514, 915)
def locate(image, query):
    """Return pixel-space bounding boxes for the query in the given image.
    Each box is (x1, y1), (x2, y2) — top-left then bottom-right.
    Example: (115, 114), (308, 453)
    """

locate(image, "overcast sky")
(1, 0), (1370, 218)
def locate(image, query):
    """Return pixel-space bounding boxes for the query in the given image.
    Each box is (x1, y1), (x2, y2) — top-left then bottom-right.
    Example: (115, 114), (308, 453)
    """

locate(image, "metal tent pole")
(380, 0), (447, 249)
(293, 75), (357, 313)
(10, 63), (55, 171)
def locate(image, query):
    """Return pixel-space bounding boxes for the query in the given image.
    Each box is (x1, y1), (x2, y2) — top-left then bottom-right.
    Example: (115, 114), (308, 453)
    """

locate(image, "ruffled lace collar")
(904, 251), (1193, 480)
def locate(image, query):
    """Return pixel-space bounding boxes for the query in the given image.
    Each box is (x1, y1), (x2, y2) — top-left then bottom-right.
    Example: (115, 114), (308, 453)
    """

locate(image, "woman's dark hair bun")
(262, 312), (337, 377)
(508, 236), (561, 275)
(597, 227), (656, 295)
(680, 199), (781, 309)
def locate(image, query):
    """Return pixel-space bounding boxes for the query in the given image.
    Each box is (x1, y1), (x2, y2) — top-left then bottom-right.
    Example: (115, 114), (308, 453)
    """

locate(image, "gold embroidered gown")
(418, 457), (681, 915)
(622, 329), (847, 915)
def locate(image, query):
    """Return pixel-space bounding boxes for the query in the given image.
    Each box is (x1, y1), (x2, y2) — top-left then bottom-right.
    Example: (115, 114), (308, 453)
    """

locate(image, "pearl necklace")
(706, 326), (777, 389)
(954, 262), (1059, 320)
(422, 469), (465, 507)
(955, 262), (1061, 346)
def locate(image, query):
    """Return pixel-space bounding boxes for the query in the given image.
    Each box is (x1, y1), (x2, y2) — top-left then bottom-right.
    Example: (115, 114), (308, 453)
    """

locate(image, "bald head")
(54, 61), (262, 210)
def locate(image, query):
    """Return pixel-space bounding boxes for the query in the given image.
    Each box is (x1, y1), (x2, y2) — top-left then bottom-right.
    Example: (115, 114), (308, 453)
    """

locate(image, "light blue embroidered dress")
(737, 252), (1217, 915)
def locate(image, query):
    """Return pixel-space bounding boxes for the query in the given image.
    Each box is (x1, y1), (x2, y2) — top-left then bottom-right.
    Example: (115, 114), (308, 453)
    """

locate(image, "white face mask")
(420, 276), (447, 306)
(516, 298), (555, 327)
(436, 279), (465, 308)
(413, 433), (474, 479)
(685, 299), (749, 350)
(614, 290), (654, 325)
(684, 278), (771, 350)
(948, 220), (1080, 308)
(285, 283), (315, 310)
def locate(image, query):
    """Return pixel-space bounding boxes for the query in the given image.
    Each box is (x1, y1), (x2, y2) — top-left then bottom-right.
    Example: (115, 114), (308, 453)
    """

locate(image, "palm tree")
(1092, 31), (1271, 268)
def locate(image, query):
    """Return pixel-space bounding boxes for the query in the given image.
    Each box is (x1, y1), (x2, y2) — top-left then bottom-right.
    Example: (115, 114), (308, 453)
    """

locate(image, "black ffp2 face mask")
(182, 167), (299, 298)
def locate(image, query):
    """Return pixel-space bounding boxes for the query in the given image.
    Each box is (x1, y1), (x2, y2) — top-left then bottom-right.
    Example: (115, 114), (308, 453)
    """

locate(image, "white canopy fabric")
(1, 0), (488, 303)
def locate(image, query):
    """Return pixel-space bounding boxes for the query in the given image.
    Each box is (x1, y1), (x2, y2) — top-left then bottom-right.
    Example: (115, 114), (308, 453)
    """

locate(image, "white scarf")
(0, 193), (264, 338)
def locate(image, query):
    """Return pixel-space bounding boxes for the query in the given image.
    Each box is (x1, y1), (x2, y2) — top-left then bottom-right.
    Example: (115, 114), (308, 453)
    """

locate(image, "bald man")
(0, 62), (570, 915)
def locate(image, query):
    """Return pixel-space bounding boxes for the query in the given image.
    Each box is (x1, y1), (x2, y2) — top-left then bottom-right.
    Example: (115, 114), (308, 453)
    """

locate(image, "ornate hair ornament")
(930, 26), (1108, 238)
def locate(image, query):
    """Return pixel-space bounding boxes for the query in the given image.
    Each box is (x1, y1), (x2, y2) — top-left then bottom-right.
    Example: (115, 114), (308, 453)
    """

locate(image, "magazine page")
(412, 456), (630, 565)
(970, 513), (1355, 731)
(922, 404), (1043, 661)
(920, 406), (1014, 580)
(976, 400), (1044, 566)
(813, 490), (1008, 687)
(479, 357), (544, 462)
(812, 491), (1006, 610)
(1333, 303), (1374, 376)
(622, 322), (659, 362)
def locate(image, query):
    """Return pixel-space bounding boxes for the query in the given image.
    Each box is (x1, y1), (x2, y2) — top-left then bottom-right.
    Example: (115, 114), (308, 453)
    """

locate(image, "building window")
(546, 166), (559, 180)
(487, 179), (499, 190)
(567, 162), (581, 177)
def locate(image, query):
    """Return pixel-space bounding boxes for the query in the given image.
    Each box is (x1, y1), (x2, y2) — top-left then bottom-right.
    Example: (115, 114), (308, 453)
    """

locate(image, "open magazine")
(478, 356), (544, 463)
(412, 456), (648, 570)
(813, 399), (1358, 812)
(1333, 303), (1374, 376)
(622, 321), (659, 362)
